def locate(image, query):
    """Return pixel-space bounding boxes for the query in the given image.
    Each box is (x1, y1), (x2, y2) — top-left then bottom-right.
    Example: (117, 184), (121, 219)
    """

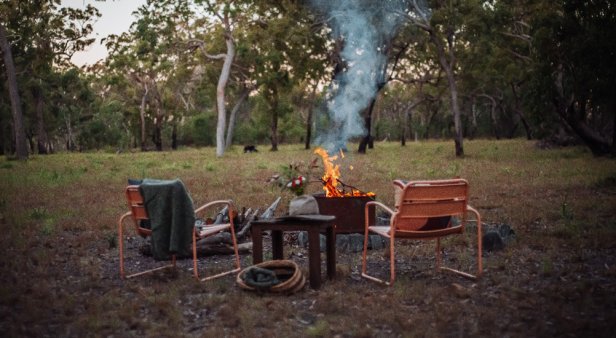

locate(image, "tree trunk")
(0, 122), (7, 155)
(225, 88), (248, 150)
(27, 132), (34, 154)
(269, 86), (279, 152)
(64, 112), (75, 151)
(553, 65), (611, 156)
(358, 98), (376, 154)
(0, 23), (28, 160)
(482, 95), (500, 140)
(171, 122), (177, 150)
(612, 111), (616, 156)
(511, 83), (532, 140)
(153, 109), (163, 151)
(401, 107), (410, 146)
(491, 103), (500, 140)
(429, 27), (463, 156)
(215, 28), (235, 157)
(151, 84), (164, 152)
(304, 85), (318, 150)
(557, 101), (611, 156)
(33, 86), (50, 154)
(305, 107), (313, 150)
(443, 63), (463, 156)
(140, 84), (149, 151)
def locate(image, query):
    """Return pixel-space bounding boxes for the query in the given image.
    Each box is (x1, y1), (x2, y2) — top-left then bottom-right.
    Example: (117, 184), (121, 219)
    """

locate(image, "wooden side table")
(251, 215), (336, 290)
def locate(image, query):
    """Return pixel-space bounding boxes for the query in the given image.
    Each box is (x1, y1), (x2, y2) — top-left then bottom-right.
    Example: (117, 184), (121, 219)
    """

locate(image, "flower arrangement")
(286, 175), (307, 196)
(267, 160), (318, 197)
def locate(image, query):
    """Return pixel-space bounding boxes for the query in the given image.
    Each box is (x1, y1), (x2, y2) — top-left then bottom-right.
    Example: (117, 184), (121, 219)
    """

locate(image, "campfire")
(313, 147), (375, 233)
(313, 147), (375, 198)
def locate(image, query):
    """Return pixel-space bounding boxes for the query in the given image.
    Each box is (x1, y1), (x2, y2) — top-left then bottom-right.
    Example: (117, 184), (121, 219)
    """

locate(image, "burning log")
(321, 178), (375, 198)
(314, 147), (375, 198)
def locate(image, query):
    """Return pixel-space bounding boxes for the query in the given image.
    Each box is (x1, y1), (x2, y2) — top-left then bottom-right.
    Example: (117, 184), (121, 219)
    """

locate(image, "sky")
(62, 0), (147, 67)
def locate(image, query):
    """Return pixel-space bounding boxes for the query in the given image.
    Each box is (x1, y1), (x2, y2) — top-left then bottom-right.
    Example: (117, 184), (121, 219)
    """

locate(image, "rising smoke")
(310, 0), (429, 154)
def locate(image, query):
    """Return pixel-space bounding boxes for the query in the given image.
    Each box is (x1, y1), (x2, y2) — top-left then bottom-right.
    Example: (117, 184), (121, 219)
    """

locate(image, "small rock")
(482, 231), (505, 252)
(450, 283), (471, 298)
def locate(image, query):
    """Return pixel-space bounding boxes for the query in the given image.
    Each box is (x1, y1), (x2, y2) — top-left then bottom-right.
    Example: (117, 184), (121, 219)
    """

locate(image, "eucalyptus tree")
(454, 0), (534, 140)
(386, 12), (444, 144)
(189, 0), (286, 155)
(188, 0), (247, 156)
(397, 0), (472, 156)
(241, 0), (329, 151)
(528, 0), (616, 156)
(104, 0), (192, 151)
(31, 3), (99, 153)
(49, 68), (98, 151)
(0, 19), (27, 159)
(0, 0), (98, 158)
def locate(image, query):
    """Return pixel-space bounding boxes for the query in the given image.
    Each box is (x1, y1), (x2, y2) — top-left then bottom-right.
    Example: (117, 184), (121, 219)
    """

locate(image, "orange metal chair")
(361, 178), (482, 285)
(118, 185), (241, 281)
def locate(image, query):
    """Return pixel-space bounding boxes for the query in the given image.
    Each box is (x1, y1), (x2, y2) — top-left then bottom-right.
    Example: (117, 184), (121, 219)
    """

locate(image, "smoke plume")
(310, 0), (423, 154)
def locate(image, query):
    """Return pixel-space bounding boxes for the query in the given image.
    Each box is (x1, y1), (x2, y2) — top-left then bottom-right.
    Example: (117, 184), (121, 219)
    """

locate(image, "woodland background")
(1, 0), (614, 159)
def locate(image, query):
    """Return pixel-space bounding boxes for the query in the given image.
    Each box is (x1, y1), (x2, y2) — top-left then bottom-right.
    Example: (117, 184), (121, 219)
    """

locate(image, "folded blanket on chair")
(140, 179), (195, 260)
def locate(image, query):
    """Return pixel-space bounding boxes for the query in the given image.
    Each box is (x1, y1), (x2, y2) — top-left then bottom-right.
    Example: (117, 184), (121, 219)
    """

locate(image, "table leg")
(307, 228), (321, 289)
(326, 225), (336, 280)
(251, 225), (263, 264)
(272, 230), (284, 260)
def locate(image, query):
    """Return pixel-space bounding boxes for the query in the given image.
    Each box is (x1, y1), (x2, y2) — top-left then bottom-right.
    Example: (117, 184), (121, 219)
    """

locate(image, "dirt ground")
(1, 221), (614, 337)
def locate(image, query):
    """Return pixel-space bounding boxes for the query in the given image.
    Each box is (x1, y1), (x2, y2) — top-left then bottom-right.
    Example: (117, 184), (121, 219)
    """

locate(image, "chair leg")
(476, 212), (483, 277)
(439, 210), (483, 280)
(361, 225), (369, 277)
(230, 221), (241, 271)
(193, 230), (199, 279)
(389, 235), (395, 285)
(118, 213), (174, 279)
(361, 228), (393, 286)
(119, 213), (127, 279)
(194, 225), (242, 282)
(435, 238), (441, 270)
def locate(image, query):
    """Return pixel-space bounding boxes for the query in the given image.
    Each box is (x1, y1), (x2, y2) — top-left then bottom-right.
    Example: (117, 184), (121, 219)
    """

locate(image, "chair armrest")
(466, 205), (481, 223)
(393, 180), (407, 189)
(366, 200), (394, 216)
(119, 211), (132, 222)
(194, 200), (235, 218)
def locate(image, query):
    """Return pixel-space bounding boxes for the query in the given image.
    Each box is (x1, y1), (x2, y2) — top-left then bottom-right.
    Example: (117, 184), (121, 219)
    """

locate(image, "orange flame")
(314, 147), (375, 198)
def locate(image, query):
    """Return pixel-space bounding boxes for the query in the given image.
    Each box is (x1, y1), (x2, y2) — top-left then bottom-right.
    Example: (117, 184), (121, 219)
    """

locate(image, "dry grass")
(0, 139), (615, 337)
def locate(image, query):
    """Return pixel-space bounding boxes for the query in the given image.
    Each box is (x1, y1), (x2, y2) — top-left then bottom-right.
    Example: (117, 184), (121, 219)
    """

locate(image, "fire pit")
(313, 147), (376, 234)
(313, 193), (375, 234)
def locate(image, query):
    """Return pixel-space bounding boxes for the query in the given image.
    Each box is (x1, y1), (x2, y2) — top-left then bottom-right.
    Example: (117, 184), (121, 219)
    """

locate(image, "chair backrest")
(125, 185), (151, 236)
(393, 179), (469, 232)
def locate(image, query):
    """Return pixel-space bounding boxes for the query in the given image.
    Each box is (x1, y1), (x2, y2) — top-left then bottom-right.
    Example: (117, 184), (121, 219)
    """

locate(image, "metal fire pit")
(313, 193), (375, 234)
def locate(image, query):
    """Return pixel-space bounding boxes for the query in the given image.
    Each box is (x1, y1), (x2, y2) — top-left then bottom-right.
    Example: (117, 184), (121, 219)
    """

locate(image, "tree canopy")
(1, 0), (614, 157)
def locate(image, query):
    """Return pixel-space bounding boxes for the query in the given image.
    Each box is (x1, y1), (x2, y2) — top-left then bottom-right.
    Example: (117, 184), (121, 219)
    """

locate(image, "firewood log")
(193, 197), (281, 256)
(195, 242), (253, 256)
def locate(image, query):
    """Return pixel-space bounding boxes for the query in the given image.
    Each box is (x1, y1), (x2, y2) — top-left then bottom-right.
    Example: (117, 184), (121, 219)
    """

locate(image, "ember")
(314, 147), (375, 198)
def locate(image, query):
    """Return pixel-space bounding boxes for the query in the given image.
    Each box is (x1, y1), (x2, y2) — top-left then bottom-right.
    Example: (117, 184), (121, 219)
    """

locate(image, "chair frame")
(361, 179), (482, 285)
(118, 185), (241, 281)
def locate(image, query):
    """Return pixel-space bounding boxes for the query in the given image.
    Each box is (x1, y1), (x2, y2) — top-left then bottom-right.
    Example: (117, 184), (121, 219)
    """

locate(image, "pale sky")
(62, 0), (147, 66)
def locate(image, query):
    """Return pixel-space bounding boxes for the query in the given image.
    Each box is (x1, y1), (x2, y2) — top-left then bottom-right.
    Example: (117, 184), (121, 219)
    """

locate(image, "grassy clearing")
(0, 139), (615, 337)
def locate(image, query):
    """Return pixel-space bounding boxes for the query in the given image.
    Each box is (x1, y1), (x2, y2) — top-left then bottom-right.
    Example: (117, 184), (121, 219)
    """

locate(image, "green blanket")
(140, 179), (195, 261)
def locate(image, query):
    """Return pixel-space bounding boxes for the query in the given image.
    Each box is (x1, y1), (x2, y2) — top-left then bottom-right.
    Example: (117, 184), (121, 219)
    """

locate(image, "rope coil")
(236, 260), (305, 293)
